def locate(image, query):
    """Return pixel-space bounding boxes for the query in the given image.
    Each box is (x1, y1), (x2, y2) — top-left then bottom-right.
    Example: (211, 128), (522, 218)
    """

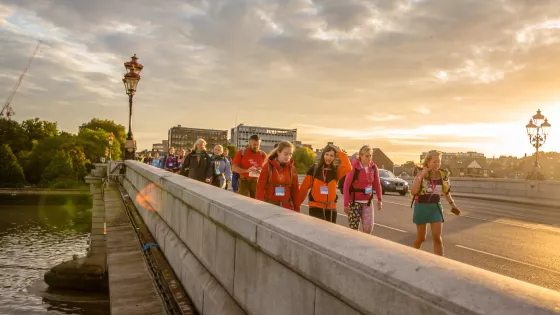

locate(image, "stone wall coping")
(124, 161), (560, 315)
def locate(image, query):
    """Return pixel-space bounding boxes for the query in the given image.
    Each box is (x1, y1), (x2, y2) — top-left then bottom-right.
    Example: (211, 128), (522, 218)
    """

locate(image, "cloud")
(367, 114), (403, 122)
(415, 107), (431, 115)
(1, 0), (560, 163)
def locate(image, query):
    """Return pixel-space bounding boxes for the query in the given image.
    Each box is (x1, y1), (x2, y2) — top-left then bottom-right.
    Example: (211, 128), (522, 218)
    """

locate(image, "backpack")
(241, 148), (266, 161)
(338, 170), (359, 194)
(165, 154), (177, 169)
(264, 162), (296, 207)
(338, 165), (378, 204)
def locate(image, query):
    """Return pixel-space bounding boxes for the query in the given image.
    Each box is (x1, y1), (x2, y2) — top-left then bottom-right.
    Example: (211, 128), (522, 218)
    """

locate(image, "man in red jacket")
(232, 135), (267, 198)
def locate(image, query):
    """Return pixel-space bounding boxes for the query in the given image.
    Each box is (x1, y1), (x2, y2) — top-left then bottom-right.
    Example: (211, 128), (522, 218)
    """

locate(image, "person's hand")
(330, 144), (341, 153)
(376, 200), (383, 210)
(205, 178), (211, 183)
(227, 180), (232, 186)
(451, 205), (461, 216)
(343, 206), (349, 214)
(247, 166), (256, 173)
(417, 168), (429, 178)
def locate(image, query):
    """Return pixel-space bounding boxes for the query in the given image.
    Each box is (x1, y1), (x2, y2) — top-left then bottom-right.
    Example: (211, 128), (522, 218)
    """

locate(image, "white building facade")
(231, 124), (297, 153)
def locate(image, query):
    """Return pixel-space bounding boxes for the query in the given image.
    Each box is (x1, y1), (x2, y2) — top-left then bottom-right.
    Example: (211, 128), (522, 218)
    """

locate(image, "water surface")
(0, 194), (109, 315)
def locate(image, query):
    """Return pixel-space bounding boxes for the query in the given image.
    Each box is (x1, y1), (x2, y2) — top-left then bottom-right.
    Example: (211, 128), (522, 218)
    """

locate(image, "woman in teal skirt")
(410, 151), (462, 256)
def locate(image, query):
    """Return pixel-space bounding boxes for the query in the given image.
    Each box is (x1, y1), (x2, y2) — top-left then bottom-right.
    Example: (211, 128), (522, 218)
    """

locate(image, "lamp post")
(525, 109), (552, 180)
(122, 54), (143, 160)
(108, 132), (114, 161)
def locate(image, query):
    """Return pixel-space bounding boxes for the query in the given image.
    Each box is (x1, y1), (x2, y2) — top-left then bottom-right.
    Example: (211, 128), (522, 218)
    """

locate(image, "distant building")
(294, 140), (313, 151)
(231, 124), (297, 153)
(162, 140), (169, 153)
(168, 125), (228, 152)
(349, 148), (394, 171)
(152, 142), (164, 153)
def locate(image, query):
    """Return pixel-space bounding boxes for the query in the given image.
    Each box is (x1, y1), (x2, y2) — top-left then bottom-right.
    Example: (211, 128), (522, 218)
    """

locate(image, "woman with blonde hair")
(343, 145), (383, 233)
(410, 150), (461, 256)
(181, 138), (213, 183)
(255, 141), (300, 211)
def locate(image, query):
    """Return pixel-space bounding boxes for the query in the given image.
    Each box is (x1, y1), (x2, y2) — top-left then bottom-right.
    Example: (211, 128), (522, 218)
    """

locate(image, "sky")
(1, 0), (560, 164)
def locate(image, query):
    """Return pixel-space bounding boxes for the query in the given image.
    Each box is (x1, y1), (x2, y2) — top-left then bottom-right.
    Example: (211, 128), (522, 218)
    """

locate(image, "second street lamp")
(525, 109), (552, 179)
(122, 54), (144, 160)
(107, 132), (114, 161)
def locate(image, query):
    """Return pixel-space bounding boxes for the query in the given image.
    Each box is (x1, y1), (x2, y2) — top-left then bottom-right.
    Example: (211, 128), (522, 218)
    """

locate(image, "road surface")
(299, 191), (560, 292)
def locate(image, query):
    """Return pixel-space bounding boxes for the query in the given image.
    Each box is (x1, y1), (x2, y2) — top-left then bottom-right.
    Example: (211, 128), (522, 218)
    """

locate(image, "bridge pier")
(43, 163), (109, 291)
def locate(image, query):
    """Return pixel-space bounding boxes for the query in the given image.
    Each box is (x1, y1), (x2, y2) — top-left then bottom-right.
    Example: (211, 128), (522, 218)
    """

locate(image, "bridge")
(77, 161), (560, 314)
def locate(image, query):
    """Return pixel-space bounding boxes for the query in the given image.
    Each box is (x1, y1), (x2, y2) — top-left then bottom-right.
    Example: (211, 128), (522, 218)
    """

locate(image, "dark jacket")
(181, 150), (213, 183)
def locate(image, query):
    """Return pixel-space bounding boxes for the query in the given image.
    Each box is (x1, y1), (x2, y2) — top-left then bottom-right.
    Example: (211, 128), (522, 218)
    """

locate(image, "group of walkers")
(140, 135), (462, 256)
(138, 139), (232, 189)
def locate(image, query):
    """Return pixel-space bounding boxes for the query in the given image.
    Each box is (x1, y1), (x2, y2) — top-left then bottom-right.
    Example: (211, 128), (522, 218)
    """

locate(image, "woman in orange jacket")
(296, 144), (351, 223)
(256, 141), (300, 211)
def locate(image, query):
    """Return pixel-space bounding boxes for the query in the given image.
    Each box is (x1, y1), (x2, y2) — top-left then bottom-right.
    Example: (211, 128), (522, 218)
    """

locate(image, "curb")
(453, 194), (560, 209)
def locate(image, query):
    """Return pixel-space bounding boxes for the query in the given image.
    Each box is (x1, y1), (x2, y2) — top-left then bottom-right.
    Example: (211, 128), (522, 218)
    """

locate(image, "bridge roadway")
(299, 191), (560, 292)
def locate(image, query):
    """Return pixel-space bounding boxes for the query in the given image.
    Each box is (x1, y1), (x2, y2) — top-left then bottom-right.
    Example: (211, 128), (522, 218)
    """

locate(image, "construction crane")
(0, 40), (43, 120)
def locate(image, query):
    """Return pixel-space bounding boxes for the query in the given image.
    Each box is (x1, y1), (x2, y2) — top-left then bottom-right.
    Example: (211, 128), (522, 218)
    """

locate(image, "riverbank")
(0, 188), (90, 195)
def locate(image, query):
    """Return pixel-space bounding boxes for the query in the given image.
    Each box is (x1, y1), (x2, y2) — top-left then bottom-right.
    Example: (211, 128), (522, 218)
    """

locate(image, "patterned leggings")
(348, 202), (374, 234)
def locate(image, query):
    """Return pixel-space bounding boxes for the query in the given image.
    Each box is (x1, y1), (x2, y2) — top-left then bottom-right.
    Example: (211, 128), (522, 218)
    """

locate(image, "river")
(0, 194), (110, 315)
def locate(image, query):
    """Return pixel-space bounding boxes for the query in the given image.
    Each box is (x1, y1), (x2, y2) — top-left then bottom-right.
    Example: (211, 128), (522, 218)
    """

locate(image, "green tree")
(292, 147), (316, 174)
(21, 118), (58, 144)
(24, 133), (78, 184)
(77, 128), (113, 164)
(79, 118), (126, 157)
(223, 143), (238, 159)
(67, 147), (88, 181)
(0, 144), (25, 187)
(41, 150), (76, 186)
(0, 119), (27, 156)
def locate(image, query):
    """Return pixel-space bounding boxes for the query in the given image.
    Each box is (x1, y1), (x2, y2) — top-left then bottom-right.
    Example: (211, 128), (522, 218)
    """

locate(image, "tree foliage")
(41, 150), (75, 183)
(77, 128), (113, 164)
(0, 117), (126, 188)
(0, 144), (25, 187)
(292, 147), (316, 174)
(223, 143), (238, 159)
(21, 118), (58, 144)
(0, 119), (27, 155)
(79, 118), (126, 158)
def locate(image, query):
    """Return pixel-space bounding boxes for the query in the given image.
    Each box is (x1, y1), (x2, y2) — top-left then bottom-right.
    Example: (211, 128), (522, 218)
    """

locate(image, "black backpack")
(338, 171), (358, 194)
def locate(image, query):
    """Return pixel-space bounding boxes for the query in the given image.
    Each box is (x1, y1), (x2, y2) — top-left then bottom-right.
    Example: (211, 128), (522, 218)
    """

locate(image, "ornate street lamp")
(122, 54), (143, 160)
(525, 109), (552, 179)
(107, 132), (114, 161)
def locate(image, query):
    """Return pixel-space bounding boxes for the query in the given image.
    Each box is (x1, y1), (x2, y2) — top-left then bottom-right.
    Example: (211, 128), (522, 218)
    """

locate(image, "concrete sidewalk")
(452, 192), (560, 209)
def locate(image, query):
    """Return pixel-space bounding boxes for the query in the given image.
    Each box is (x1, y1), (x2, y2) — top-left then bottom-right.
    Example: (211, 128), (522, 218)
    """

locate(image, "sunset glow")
(1, 1), (560, 163)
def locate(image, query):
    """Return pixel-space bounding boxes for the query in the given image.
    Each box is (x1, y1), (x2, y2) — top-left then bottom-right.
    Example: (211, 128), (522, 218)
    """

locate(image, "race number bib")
(364, 187), (372, 195)
(275, 187), (285, 197)
(320, 186), (329, 195)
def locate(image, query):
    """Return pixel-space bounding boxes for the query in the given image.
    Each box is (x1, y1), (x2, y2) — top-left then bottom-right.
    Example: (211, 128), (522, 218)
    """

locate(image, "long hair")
(192, 138), (207, 151)
(313, 144), (337, 178)
(265, 141), (294, 164)
(422, 150), (442, 168)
